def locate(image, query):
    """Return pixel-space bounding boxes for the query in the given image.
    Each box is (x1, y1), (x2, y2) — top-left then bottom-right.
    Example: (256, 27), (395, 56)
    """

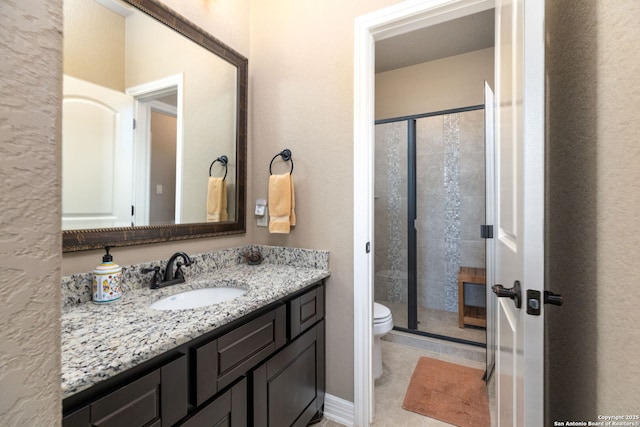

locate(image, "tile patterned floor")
(371, 339), (488, 426)
(382, 301), (486, 344)
(321, 333), (495, 426)
(317, 418), (350, 427)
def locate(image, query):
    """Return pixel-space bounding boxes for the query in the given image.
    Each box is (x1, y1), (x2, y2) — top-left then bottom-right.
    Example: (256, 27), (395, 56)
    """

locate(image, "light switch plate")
(257, 208), (268, 227)
(255, 198), (267, 227)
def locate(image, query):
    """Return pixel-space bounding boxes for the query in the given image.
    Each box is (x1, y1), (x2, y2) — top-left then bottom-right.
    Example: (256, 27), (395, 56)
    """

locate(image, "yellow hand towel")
(269, 173), (295, 233)
(289, 175), (296, 227)
(206, 177), (228, 222)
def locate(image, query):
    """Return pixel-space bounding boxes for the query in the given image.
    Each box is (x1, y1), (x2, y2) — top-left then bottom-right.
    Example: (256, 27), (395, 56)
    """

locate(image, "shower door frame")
(375, 104), (486, 346)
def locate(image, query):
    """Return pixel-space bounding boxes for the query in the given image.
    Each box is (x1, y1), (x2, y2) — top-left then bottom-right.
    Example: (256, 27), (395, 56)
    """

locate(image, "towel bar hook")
(209, 155), (228, 180)
(269, 149), (294, 175)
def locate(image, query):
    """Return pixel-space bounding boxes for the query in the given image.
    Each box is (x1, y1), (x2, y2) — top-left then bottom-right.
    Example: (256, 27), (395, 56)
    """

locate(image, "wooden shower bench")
(458, 266), (487, 328)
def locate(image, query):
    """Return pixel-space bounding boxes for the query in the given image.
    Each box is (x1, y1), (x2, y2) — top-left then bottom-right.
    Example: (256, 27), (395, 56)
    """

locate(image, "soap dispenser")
(92, 246), (123, 304)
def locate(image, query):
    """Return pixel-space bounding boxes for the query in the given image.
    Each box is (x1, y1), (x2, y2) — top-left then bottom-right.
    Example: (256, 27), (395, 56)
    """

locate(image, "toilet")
(373, 302), (394, 380)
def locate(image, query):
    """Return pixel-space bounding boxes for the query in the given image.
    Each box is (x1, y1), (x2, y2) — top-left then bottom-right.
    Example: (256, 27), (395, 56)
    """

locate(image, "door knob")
(492, 280), (522, 308)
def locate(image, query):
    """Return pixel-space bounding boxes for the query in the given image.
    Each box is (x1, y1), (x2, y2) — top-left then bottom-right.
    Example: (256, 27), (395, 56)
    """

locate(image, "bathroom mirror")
(62, 0), (247, 252)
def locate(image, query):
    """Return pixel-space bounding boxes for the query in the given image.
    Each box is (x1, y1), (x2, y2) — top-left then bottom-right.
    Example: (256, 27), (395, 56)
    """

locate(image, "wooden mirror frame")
(63, 0), (247, 252)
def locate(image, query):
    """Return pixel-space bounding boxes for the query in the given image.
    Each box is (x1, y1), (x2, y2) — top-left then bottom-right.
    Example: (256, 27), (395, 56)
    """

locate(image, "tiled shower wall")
(375, 122), (409, 304)
(374, 109), (485, 314)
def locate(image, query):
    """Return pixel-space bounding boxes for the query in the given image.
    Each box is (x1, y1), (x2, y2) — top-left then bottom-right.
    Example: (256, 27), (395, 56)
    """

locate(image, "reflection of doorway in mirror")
(149, 110), (177, 225)
(128, 74), (183, 227)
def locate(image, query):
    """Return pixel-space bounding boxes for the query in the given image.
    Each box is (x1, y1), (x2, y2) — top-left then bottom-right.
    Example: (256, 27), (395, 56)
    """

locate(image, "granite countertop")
(61, 261), (330, 399)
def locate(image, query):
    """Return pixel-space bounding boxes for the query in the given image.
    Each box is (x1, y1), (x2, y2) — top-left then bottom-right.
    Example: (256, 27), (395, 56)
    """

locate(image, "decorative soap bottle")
(92, 246), (123, 304)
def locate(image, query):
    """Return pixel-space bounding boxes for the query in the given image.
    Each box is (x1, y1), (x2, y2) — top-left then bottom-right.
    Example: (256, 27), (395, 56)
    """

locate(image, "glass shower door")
(374, 121), (409, 329)
(374, 108), (486, 345)
(415, 115), (447, 335)
(415, 109), (486, 343)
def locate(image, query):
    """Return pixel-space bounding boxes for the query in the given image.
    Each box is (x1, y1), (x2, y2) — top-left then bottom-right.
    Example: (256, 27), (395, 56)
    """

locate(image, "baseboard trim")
(323, 393), (355, 426)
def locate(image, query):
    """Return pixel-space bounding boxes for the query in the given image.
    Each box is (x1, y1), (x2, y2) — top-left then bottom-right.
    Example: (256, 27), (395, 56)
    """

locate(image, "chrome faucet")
(142, 251), (193, 289)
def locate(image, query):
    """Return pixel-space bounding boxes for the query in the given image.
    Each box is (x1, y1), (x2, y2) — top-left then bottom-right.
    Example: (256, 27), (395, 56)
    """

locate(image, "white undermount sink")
(150, 287), (247, 311)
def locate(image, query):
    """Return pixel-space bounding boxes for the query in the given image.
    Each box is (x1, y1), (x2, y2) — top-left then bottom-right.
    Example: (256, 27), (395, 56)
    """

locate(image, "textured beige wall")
(62, 0), (251, 274)
(545, 0), (640, 422)
(0, 1), (63, 425)
(160, 0), (250, 57)
(64, 0), (125, 91)
(375, 47), (494, 120)
(249, 0), (405, 403)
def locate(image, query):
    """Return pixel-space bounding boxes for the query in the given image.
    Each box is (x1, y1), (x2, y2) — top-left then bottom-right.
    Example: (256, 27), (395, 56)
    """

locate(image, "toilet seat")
(374, 302), (392, 324)
(373, 302), (393, 336)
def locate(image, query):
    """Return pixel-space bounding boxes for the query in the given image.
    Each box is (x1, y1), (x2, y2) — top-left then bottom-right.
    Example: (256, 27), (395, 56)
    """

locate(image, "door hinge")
(133, 118), (136, 130)
(481, 225), (494, 239)
(131, 205), (135, 216)
(365, 242), (371, 254)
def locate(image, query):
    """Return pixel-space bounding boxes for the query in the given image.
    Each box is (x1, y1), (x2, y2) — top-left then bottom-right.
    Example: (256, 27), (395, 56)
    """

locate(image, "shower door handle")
(492, 281), (522, 309)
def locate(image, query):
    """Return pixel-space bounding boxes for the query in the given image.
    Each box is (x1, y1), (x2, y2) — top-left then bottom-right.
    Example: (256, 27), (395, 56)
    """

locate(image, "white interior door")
(62, 75), (134, 229)
(493, 0), (545, 425)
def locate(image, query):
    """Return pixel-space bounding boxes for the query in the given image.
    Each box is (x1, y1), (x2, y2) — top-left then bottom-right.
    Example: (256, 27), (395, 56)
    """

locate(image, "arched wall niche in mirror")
(62, 0), (247, 252)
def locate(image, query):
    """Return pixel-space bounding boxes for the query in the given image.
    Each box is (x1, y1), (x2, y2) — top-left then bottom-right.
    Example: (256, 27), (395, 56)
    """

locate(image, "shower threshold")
(393, 326), (485, 348)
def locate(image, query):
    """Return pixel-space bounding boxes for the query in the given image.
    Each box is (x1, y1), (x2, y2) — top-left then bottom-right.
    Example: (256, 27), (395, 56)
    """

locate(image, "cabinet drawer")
(62, 406), (89, 427)
(91, 369), (161, 427)
(62, 354), (187, 427)
(195, 305), (286, 406)
(288, 284), (324, 339)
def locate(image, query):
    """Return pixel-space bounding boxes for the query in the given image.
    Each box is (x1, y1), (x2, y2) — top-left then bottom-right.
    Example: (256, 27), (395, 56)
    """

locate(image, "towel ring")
(209, 155), (228, 180)
(269, 149), (294, 175)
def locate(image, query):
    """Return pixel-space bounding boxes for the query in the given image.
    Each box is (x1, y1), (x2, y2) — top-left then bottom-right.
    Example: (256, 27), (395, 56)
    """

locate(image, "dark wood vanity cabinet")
(63, 282), (325, 427)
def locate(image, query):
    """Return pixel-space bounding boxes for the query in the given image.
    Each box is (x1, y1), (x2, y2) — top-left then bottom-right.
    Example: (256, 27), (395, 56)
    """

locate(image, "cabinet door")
(253, 320), (325, 427)
(180, 378), (247, 427)
(289, 285), (324, 340)
(161, 355), (188, 426)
